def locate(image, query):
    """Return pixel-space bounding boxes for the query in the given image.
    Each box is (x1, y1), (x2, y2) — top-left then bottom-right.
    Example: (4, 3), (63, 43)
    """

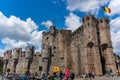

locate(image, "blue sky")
(0, 0), (120, 56)
(0, 0), (67, 29)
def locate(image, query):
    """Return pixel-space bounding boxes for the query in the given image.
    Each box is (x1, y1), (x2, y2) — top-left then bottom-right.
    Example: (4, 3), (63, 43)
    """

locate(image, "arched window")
(102, 43), (108, 51)
(46, 37), (49, 40)
(87, 42), (94, 48)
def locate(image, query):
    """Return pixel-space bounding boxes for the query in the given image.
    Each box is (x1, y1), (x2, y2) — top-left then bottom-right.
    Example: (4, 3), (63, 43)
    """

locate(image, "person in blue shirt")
(21, 74), (26, 80)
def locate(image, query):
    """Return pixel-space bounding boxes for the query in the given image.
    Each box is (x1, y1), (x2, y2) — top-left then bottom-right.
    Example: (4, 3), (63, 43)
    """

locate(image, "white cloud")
(66, 0), (120, 55)
(29, 31), (43, 52)
(2, 38), (27, 49)
(110, 17), (120, 32)
(41, 20), (53, 28)
(110, 17), (120, 55)
(65, 13), (82, 32)
(0, 12), (37, 41)
(0, 49), (4, 56)
(66, 0), (120, 16)
(0, 12), (43, 56)
(108, 0), (120, 16)
(66, 0), (109, 13)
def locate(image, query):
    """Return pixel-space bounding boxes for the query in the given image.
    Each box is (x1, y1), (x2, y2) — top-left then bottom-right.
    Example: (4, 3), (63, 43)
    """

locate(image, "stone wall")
(3, 46), (41, 74)
(3, 15), (117, 77)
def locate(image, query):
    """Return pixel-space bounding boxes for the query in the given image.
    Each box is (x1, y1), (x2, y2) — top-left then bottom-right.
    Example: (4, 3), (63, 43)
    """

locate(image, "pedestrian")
(59, 70), (64, 80)
(109, 69), (113, 77)
(21, 74), (26, 80)
(65, 68), (69, 80)
(1, 72), (5, 80)
(92, 71), (95, 79)
(88, 71), (92, 80)
(70, 72), (75, 80)
(41, 72), (46, 79)
(51, 72), (58, 80)
(105, 69), (109, 77)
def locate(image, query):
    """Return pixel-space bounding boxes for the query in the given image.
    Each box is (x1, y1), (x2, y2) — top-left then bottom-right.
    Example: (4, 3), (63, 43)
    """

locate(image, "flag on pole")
(102, 6), (111, 13)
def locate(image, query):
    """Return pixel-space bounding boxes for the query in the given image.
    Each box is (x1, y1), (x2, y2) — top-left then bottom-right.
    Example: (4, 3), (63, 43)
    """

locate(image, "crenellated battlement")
(3, 46), (41, 61)
(3, 15), (117, 76)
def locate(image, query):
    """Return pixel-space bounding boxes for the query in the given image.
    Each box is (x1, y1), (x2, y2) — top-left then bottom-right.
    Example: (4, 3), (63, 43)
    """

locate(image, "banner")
(53, 66), (60, 72)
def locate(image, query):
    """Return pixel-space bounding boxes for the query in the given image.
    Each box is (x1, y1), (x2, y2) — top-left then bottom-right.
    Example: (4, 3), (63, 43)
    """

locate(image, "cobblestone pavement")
(75, 77), (120, 80)
(0, 75), (1, 80)
(0, 75), (120, 80)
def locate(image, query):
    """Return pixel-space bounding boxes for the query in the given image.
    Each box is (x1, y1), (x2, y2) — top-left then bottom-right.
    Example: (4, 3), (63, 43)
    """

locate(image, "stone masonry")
(3, 46), (43, 74)
(41, 15), (116, 77)
(3, 15), (118, 77)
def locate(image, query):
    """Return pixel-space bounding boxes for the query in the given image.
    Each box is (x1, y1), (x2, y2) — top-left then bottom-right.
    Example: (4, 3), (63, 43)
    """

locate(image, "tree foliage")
(0, 65), (3, 74)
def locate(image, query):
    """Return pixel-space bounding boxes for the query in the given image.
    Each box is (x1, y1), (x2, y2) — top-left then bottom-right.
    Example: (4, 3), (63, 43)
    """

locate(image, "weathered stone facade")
(41, 15), (116, 77)
(3, 46), (42, 74)
(114, 54), (120, 73)
(3, 15), (117, 77)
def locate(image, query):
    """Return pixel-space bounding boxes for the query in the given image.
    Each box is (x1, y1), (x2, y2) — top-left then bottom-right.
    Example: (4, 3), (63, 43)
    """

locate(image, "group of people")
(42, 70), (75, 80)
(20, 69), (75, 80)
(81, 71), (95, 80)
(105, 68), (114, 77)
(1, 69), (75, 80)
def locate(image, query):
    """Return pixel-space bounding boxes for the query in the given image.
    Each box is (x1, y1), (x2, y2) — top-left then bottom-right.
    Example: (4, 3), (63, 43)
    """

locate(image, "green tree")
(0, 65), (3, 74)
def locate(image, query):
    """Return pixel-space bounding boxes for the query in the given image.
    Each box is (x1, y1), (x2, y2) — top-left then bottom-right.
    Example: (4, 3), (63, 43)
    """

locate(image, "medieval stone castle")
(3, 15), (120, 77)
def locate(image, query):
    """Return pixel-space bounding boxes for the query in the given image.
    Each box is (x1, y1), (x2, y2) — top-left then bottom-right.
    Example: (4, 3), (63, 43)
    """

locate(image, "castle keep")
(3, 15), (118, 77)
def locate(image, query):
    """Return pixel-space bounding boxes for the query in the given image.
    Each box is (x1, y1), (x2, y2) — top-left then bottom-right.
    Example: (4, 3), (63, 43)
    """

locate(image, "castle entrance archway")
(101, 43), (108, 75)
(101, 56), (106, 75)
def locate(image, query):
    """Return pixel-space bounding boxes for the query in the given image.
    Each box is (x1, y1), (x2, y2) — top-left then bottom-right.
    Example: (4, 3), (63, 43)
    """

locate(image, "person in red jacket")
(65, 68), (69, 80)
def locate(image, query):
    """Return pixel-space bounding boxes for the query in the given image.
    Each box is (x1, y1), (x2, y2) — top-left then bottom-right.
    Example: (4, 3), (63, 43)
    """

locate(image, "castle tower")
(18, 48), (22, 57)
(13, 48), (19, 59)
(25, 46), (32, 59)
(98, 18), (116, 74)
(16, 51), (26, 74)
(16, 46), (33, 74)
(12, 48), (19, 73)
(5, 50), (12, 60)
(41, 26), (57, 74)
(4, 50), (12, 73)
(41, 26), (71, 74)
(3, 52), (8, 72)
(82, 15), (102, 75)
(25, 46), (33, 72)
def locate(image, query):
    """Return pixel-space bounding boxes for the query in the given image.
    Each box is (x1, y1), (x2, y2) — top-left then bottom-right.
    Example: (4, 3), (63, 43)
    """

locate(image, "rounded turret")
(4, 50), (12, 60)
(25, 46), (32, 59)
(13, 48), (19, 59)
